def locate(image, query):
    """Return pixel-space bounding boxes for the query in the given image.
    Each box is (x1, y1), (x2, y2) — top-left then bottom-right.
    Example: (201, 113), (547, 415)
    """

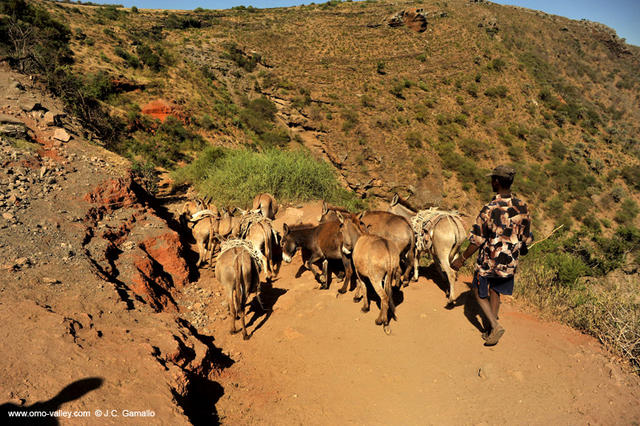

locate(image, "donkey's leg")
(442, 260), (457, 304)
(228, 288), (238, 335)
(413, 247), (421, 282)
(305, 252), (324, 285)
(240, 299), (249, 340)
(360, 278), (370, 312)
(338, 253), (352, 294)
(321, 259), (330, 289)
(196, 239), (206, 267)
(373, 275), (389, 325)
(403, 245), (415, 285)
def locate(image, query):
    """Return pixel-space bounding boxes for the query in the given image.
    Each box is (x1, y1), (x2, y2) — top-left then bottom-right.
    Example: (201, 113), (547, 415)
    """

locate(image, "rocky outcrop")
(141, 99), (186, 123)
(0, 114), (29, 139)
(387, 8), (427, 33)
(83, 175), (190, 312)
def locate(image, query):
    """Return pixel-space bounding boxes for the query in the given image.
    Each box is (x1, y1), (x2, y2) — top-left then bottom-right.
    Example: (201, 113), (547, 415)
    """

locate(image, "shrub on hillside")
(405, 131), (422, 149)
(484, 85), (508, 98)
(222, 42), (260, 72)
(114, 47), (140, 68)
(173, 148), (365, 210)
(136, 44), (162, 71)
(614, 199), (639, 225)
(515, 229), (640, 372)
(125, 117), (205, 168)
(621, 165), (640, 190)
(488, 57), (506, 72)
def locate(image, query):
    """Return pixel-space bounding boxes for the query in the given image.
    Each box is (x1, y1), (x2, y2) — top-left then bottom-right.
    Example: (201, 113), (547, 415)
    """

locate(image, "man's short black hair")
(494, 175), (513, 189)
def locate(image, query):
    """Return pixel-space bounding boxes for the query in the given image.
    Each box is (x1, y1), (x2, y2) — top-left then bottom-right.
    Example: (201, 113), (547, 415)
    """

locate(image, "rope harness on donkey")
(217, 239), (266, 273)
(237, 211), (273, 239)
(410, 208), (465, 253)
(189, 209), (219, 265)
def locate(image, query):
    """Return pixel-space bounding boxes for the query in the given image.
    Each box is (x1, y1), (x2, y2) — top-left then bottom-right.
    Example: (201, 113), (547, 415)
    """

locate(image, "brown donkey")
(245, 220), (279, 281)
(252, 193), (278, 220)
(336, 212), (399, 331)
(216, 246), (260, 340)
(358, 211), (415, 286)
(280, 222), (353, 292)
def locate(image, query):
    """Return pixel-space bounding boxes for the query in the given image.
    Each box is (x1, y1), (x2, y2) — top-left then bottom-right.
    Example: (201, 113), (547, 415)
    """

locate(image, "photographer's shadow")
(1, 377), (103, 425)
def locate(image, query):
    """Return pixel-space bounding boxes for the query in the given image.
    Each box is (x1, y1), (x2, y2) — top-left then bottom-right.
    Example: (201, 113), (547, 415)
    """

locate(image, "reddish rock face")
(140, 233), (190, 289)
(83, 175), (142, 212)
(131, 249), (178, 312)
(141, 99), (185, 123)
(84, 175), (191, 313)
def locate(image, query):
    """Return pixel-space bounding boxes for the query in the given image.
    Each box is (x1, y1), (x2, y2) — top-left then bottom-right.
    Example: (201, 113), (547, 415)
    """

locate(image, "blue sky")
(92, 0), (640, 46)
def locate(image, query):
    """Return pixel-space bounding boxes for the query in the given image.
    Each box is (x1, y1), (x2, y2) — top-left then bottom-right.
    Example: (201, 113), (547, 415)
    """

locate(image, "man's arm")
(451, 243), (481, 271)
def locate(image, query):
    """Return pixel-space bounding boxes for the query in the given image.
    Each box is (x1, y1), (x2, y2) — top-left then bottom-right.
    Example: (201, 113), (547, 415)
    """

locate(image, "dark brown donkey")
(337, 212), (398, 331)
(280, 222), (353, 292)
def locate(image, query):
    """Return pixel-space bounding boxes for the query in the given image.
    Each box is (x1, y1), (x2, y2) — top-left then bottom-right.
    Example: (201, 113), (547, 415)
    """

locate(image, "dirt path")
(182, 250), (640, 425)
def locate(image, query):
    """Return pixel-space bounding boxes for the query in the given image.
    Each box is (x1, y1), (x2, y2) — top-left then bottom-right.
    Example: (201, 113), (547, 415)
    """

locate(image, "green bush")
(516, 239), (640, 371)
(173, 147), (365, 210)
(488, 57), (506, 72)
(83, 71), (115, 101)
(125, 117), (205, 168)
(484, 85), (508, 98)
(341, 109), (358, 133)
(615, 199), (639, 225)
(114, 47), (140, 68)
(458, 138), (490, 160)
(164, 13), (202, 29)
(405, 131), (422, 149)
(222, 42), (260, 72)
(136, 44), (162, 71)
(621, 165), (640, 190)
(571, 199), (591, 221)
(435, 141), (488, 194)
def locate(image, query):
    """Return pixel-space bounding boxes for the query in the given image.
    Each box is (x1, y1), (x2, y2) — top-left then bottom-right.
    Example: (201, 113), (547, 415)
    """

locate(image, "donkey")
(252, 193), (278, 220)
(245, 220), (279, 281)
(185, 198), (219, 267)
(180, 196), (217, 230)
(336, 212), (398, 330)
(280, 222), (353, 292)
(358, 211), (416, 286)
(216, 246), (260, 340)
(217, 207), (243, 239)
(388, 193), (466, 304)
(317, 203), (414, 286)
(191, 211), (219, 267)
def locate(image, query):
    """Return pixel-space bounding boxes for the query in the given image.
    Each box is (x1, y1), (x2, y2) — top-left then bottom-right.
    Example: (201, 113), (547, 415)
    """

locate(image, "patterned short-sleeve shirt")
(469, 193), (533, 278)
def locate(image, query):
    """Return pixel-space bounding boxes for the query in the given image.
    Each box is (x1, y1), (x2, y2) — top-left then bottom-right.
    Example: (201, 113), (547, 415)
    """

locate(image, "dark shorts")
(472, 273), (514, 299)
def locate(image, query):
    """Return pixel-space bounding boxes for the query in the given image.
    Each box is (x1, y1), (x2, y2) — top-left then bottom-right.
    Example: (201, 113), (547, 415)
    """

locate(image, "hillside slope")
(30, 0), (640, 232)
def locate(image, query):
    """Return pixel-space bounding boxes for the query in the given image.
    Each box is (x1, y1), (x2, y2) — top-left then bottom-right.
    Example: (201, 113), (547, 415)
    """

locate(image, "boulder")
(20, 100), (44, 112)
(53, 128), (71, 142)
(404, 9), (428, 33)
(0, 114), (28, 138)
(387, 8), (427, 33)
(44, 110), (65, 127)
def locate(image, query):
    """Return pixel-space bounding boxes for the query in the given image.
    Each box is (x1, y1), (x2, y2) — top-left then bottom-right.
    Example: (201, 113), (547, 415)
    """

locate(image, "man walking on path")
(452, 165), (533, 346)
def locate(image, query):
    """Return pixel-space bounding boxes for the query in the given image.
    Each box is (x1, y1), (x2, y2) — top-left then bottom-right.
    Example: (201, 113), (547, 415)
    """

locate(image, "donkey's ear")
(336, 211), (345, 224)
(391, 193), (399, 206)
(356, 211), (365, 221)
(283, 223), (289, 235)
(322, 201), (328, 215)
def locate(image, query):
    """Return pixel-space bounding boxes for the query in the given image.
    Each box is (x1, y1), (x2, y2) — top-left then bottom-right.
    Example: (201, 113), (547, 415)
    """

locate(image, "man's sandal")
(484, 326), (505, 346)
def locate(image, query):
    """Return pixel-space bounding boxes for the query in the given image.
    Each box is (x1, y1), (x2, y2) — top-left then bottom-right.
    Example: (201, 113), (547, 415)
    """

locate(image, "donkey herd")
(180, 193), (466, 339)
